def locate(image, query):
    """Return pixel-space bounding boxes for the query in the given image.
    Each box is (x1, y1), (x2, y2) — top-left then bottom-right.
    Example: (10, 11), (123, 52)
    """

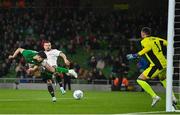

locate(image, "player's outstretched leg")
(137, 79), (160, 107)
(68, 69), (78, 78)
(151, 96), (161, 107)
(55, 67), (78, 78)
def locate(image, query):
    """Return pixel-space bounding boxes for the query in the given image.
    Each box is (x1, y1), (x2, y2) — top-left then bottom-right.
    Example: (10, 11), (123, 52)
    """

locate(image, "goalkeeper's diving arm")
(137, 47), (151, 56)
(127, 47), (151, 60)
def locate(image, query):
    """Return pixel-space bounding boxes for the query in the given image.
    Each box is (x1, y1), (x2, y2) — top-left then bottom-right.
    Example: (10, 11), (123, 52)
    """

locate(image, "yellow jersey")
(138, 36), (167, 69)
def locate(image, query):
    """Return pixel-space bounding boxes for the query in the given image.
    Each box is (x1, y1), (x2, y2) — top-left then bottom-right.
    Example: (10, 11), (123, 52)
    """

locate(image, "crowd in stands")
(0, 7), (167, 81)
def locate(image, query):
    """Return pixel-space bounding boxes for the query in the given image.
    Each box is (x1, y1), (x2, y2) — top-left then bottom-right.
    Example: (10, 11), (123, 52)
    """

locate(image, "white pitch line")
(0, 98), (72, 102)
(0, 97), (88, 102)
(120, 111), (165, 115)
(111, 111), (180, 115)
(0, 112), (179, 115)
(120, 110), (180, 114)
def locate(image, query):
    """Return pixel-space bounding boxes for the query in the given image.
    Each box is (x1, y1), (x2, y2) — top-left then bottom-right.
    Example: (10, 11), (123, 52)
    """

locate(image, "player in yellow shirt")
(127, 27), (177, 107)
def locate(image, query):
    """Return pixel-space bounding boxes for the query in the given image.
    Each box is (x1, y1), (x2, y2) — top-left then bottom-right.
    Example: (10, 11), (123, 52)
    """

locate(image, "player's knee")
(137, 73), (147, 81)
(136, 79), (139, 83)
(159, 77), (166, 81)
(47, 79), (52, 84)
(136, 79), (144, 86)
(47, 82), (53, 86)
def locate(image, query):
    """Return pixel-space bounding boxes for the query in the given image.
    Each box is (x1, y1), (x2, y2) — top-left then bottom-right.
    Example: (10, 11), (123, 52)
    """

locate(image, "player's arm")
(59, 52), (70, 66)
(44, 63), (56, 73)
(41, 60), (69, 73)
(26, 65), (39, 75)
(127, 40), (151, 60)
(137, 47), (151, 56)
(9, 48), (25, 59)
(162, 39), (167, 46)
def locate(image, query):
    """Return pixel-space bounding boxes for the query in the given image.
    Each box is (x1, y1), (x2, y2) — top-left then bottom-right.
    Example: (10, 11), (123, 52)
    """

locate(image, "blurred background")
(0, 0), (173, 91)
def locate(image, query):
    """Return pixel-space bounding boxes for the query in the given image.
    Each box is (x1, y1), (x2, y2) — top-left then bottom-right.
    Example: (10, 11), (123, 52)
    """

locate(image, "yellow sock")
(160, 79), (176, 99)
(137, 79), (157, 98)
(160, 79), (166, 88)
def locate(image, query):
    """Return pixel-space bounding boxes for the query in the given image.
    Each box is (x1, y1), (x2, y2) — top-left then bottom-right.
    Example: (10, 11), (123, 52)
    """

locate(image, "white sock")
(60, 87), (65, 91)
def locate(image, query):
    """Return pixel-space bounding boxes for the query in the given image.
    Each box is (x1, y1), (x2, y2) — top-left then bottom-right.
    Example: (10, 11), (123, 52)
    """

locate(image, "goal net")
(174, 0), (180, 110)
(167, 0), (180, 112)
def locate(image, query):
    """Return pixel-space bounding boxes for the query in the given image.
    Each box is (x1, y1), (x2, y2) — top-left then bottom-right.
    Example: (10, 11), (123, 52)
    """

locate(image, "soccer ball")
(73, 90), (83, 100)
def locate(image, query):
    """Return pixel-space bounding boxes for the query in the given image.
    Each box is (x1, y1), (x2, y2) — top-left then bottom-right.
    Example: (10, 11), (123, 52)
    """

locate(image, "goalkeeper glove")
(126, 53), (139, 60)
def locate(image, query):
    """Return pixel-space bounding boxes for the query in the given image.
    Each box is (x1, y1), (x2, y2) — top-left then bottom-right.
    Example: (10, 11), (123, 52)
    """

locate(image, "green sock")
(137, 79), (157, 98)
(55, 67), (69, 73)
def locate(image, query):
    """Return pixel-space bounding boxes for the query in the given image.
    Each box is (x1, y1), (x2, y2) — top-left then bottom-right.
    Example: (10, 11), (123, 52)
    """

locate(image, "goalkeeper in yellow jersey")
(127, 27), (177, 107)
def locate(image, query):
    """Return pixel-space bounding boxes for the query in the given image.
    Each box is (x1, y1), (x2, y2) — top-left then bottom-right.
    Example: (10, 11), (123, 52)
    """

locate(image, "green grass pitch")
(0, 89), (179, 114)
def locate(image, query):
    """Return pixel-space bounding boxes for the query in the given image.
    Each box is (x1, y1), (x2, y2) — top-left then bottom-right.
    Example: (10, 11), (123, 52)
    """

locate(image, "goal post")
(166, 0), (175, 112)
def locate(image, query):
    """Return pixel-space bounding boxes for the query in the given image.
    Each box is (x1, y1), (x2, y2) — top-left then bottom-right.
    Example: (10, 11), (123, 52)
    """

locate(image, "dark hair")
(37, 51), (47, 59)
(43, 40), (50, 44)
(141, 27), (151, 36)
(40, 40), (51, 48)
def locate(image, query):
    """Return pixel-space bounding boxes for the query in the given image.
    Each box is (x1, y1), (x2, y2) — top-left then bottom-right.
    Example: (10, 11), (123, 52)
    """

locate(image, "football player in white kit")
(42, 41), (77, 102)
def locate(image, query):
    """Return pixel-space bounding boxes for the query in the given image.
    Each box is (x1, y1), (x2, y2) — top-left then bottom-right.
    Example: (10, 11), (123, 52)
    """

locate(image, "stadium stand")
(0, 1), (167, 83)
